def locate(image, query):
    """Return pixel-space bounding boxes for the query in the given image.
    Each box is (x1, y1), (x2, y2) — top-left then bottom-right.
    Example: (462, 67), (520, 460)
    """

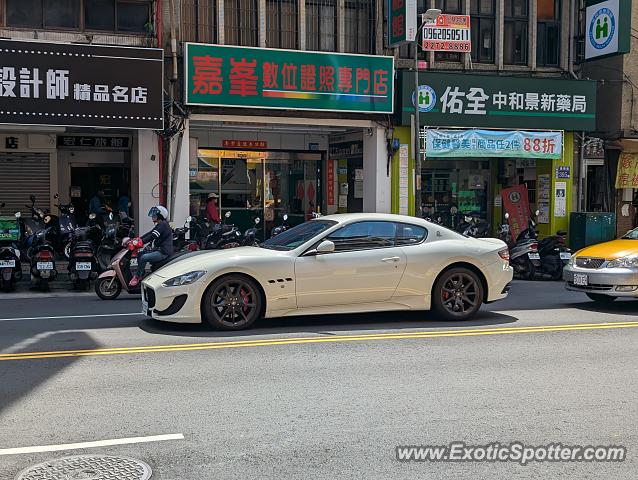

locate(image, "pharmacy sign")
(585, 0), (631, 60)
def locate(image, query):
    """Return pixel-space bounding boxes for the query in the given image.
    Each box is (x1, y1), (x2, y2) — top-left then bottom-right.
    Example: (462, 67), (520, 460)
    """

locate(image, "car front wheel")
(432, 268), (483, 321)
(203, 275), (263, 330)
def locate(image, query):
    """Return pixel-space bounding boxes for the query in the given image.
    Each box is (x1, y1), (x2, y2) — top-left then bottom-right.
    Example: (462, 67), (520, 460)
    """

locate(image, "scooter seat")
(557, 230), (567, 236)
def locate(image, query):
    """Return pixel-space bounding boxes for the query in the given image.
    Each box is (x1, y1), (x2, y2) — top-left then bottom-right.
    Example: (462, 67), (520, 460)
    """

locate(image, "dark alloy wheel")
(203, 275), (262, 330)
(95, 276), (122, 300)
(432, 268), (483, 321)
(586, 293), (617, 304)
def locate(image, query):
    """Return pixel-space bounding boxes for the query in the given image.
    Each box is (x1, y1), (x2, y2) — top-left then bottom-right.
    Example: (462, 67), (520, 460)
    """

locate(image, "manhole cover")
(16, 455), (152, 480)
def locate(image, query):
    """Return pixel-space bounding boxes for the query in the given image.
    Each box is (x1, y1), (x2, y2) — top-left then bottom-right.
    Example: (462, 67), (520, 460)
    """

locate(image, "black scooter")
(242, 217), (261, 246)
(67, 224), (100, 290)
(0, 203), (22, 292)
(204, 211), (242, 249)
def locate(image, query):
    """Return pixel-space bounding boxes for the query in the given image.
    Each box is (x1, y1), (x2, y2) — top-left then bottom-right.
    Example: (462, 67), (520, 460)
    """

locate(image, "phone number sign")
(422, 14), (471, 52)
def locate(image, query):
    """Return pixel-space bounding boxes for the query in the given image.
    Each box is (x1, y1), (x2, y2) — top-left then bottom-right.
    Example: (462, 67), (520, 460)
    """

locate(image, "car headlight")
(607, 256), (638, 268)
(568, 254), (576, 266)
(162, 270), (207, 287)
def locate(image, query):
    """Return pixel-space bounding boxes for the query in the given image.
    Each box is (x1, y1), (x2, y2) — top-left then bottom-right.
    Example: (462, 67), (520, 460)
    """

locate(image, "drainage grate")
(16, 455), (152, 480)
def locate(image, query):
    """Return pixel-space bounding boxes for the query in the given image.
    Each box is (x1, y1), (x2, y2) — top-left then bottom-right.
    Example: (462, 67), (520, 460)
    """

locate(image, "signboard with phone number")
(422, 14), (471, 52)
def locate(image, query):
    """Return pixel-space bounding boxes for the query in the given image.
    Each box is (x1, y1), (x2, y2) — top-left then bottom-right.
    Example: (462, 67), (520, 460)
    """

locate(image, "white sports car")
(141, 213), (513, 330)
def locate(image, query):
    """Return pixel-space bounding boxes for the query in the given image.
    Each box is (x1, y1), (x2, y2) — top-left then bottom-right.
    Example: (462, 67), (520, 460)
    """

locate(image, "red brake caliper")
(240, 288), (250, 313)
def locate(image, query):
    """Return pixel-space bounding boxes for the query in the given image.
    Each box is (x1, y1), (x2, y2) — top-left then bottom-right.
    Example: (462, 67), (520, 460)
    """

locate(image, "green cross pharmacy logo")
(413, 85), (437, 113)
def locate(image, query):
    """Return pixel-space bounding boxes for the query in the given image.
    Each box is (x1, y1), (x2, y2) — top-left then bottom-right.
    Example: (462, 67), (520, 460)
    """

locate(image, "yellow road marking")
(1, 320), (638, 362)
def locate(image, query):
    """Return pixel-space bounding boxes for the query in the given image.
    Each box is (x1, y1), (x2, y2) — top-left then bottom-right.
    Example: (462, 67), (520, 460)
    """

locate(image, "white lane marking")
(0, 433), (185, 456)
(0, 313), (141, 322)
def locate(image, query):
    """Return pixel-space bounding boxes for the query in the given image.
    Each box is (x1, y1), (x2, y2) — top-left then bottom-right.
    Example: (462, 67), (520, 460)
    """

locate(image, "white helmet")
(148, 205), (169, 220)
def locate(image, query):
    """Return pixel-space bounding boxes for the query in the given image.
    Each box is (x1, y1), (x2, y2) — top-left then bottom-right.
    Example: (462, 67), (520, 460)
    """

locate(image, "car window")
(395, 223), (428, 246)
(326, 221), (396, 252)
(261, 220), (336, 250)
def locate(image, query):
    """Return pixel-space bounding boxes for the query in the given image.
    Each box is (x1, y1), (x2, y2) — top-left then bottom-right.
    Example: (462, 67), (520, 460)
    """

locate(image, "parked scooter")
(173, 216), (199, 252)
(504, 212), (541, 280)
(458, 213), (490, 238)
(26, 226), (57, 291)
(536, 230), (572, 280)
(0, 203), (22, 292)
(51, 194), (78, 258)
(203, 211), (242, 250)
(270, 214), (289, 238)
(67, 225), (99, 290)
(242, 217), (261, 246)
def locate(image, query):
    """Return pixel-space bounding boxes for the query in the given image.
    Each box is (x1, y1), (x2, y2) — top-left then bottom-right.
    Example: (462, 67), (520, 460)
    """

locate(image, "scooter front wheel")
(95, 276), (122, 300)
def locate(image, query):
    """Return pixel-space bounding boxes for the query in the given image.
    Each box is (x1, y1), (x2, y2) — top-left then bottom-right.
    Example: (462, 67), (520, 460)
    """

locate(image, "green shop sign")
(398, 71), (597, 131)
(185, 43), (394, 114)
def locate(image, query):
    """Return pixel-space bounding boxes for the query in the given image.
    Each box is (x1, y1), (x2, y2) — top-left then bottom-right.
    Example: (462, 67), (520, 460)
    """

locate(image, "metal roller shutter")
(0, 153), (50, 216)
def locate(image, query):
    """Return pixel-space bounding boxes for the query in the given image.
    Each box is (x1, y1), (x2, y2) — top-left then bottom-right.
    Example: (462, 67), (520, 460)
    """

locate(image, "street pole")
(413, 10), (440, 218)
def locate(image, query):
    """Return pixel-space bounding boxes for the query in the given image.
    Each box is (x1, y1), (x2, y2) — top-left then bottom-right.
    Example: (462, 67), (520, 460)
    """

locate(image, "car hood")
(576, 239), (638, 260)
(151, 247), (287, 278)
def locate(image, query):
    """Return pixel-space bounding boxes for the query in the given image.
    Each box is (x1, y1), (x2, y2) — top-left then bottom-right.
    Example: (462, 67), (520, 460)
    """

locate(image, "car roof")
(313, 213), (431, 227)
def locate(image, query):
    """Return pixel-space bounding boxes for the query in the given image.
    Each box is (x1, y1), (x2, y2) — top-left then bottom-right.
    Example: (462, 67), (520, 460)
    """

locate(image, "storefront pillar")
(390, 126), (415, 216)
(168, 119), (191, 228)
(133, 130), (161, 234)
(362, 126), (392, 213)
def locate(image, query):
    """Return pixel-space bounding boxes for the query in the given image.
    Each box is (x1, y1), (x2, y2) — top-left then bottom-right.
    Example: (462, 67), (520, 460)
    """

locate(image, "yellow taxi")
(563, 228), (638, 303)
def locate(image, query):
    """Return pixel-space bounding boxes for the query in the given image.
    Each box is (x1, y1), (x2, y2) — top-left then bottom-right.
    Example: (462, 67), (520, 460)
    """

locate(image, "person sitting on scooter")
(128, 205), (173, 288)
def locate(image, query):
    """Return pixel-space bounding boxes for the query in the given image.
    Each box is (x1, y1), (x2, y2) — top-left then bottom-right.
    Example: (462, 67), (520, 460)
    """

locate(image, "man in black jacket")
(129, 205), (174, 288)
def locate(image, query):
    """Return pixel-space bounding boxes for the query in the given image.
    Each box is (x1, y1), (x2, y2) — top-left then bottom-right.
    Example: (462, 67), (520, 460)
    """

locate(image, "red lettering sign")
(301, 64), (316, 91)
(229, 58), (258, 97)
(355, 68), (370, 94)
(327, 160), (335, 205)
(319, 66), (335, 92)
(223, 140), (268, 149)
(263, 62), (278, 89)
(281, 64), (298, 90)
(338, 67), (353, 93)
(502, 185), (531, 241)
(392, 14), (405, 38)
(192, 56), (223, 95)
(373, 69), (388, 95)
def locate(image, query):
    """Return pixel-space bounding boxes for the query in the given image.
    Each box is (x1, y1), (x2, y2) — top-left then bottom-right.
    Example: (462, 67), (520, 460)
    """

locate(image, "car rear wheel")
(432, 268), (483, 321)
(586, 293), (617, 304)
(203, 275), (262, 330)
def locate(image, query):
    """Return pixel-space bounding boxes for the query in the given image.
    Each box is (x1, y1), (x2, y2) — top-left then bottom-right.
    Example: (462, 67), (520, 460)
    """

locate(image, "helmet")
(148, 205), (169, 220)
(208, 193), (218, 199)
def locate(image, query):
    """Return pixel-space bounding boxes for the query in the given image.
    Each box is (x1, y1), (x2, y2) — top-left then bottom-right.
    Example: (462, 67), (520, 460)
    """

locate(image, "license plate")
(573, 273), (588, 286)
(528, 252), (540, 260)
(130, 258), (138, 267)
(76, 262), (92, 271)
(37, 262), (53, 270)
(0, 260), (15, 268)
(560, 252), (572, 260)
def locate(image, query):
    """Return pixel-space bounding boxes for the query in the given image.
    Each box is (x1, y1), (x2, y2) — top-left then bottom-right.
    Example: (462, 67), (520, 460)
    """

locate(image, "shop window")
(327, 221), (397, 251)
(266, 0), (298, 49)
(536, 0), (561, 67)
(181, 0), (217, 43)
(344, 0), (375, 54)
(306, 0), (337, 51)
(434, 0), (462, 63)
(504, 0), (528, 65)
(224, 0), (259, 46)
(7, 0), (79, 29)
(469, 0), (495, 64)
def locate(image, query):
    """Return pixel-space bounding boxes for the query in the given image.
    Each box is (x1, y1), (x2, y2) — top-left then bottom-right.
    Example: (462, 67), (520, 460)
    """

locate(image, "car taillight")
(498, 248), (510, 261)
(36, 250), (53, 260)
(74, 252), (93, 257)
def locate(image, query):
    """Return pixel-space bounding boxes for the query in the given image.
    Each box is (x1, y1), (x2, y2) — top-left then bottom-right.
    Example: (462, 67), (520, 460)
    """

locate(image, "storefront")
(180, 43), (395, 237)
(395, 72), (597, 239)
(0, 39), (163, 232)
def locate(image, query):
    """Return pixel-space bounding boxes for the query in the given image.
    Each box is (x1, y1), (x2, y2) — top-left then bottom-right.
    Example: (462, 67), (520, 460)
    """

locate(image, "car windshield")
(260, 220), (336, 250)
(623, 228), (638, 239)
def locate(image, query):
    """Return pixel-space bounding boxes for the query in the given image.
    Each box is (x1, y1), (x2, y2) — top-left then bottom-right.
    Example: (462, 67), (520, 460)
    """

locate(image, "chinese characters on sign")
(222, 140), (268, 149)
(327, 160), (335, 206)
(388, 0), (417, 47)
(0, 40), (163, 129)
(614, 153), (638, 188)
(422, 14), (471, 52)
(502, 185), (531, 242)
(426, 130), (563, 159)
(400, 72), (597, 131)
(185, 44), (394, 113)
(56, 136), (131, 149)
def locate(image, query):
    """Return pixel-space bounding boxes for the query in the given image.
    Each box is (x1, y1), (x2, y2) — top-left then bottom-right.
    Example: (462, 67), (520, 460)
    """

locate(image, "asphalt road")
(0, 281), (637, 479)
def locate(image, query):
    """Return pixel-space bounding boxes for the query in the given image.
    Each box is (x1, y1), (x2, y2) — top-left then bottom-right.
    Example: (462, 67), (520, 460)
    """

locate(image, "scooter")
(173, 216), (199, 252)
(0, 203), (22, 292)
(242, 217), (261, 246)
(537, 230), (571, 280)
(26, 226), (57, 291)
(459, 213), (490, 238)
(270, 214), (289, 238)
(67, 225), (99, 290)
(95, 237), (188, 300)
(506, 212), (542, 280)
(204, 211), (242, 250)
(52, 194), (78, 258)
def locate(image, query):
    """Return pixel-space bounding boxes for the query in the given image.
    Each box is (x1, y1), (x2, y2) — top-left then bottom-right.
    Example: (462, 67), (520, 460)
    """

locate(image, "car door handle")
(381, 256), (401, 263)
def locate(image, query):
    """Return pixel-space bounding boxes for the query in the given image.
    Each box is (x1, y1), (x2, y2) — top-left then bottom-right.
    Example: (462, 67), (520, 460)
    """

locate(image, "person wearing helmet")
(128, 205), (174, 287)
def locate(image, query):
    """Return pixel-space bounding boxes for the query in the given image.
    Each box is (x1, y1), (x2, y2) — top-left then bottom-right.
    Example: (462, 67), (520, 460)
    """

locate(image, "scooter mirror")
(225, 211), (231, 218)
(186, 216), (193, 223)
(505, 212), (510, 219)
(535, 210), (540, 216)
(14, 211), (21, 218)
(255, 217), (260, 224)
(283, 214), (288, 221)
(29, 195), (36, 203)
(109, 212), (114, 221)
(89, 213), (97, 220)
(0, 202), (4, 208)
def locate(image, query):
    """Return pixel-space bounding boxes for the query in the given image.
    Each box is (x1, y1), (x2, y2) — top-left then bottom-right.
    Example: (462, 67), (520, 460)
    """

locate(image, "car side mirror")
(316, 240), (335, 254)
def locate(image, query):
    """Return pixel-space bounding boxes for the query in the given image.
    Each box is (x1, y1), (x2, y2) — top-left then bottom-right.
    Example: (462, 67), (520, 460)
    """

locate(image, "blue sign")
(426, 129), (563, 159)
(556, 166), (571, 179)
